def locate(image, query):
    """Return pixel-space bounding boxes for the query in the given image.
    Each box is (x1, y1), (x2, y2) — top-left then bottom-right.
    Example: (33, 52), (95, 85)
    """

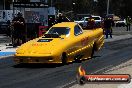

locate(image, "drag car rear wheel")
(61, 52), (67, 64)
(91, 43), (96, 58)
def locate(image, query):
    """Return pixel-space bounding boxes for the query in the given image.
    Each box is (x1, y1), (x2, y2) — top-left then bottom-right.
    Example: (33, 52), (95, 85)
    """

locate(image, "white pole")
(107, 0), (110, 15)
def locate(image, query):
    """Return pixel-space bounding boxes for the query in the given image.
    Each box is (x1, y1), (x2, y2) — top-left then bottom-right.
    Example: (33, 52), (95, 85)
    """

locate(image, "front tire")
(61, 53), (67, 64)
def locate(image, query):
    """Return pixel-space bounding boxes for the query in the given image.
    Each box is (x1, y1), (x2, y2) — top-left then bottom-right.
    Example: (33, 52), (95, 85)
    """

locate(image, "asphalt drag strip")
(0, 38), (132, 88)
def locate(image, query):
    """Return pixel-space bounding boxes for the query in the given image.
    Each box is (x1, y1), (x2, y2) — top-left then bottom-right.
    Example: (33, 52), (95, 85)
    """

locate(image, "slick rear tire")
(91, 44), (95, 58)
(61, 53), (67, 64)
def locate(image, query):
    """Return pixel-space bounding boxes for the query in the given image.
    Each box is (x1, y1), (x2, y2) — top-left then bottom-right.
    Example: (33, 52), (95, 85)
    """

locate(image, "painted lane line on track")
(0, 52), (15, 56)
(92, 65), (113, 74)
(58, 80), (77, 88)
(0, 46), (17, 58)
(0, 52), (15, 59)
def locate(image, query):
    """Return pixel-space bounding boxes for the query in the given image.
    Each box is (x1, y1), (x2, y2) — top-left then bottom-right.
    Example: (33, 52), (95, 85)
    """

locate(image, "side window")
(74, 25), (83, 36)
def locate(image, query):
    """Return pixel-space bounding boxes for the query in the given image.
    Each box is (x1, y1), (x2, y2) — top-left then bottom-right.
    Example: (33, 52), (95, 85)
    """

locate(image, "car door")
(66, 25), (84, 62)
(73, 24), (93, 60)
(72, 25), (84, 60)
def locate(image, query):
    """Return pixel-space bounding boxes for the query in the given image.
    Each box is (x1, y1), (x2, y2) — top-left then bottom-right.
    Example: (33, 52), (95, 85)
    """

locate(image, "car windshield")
(47, 27), (70, 36)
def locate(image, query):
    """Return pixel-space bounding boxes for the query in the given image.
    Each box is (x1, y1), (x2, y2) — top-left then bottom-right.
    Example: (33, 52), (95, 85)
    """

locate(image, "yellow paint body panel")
(14, 22), (104, 64)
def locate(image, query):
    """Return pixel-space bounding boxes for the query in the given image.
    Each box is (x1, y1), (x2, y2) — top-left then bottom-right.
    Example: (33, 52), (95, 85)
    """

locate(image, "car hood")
(16, 38), (66, 55)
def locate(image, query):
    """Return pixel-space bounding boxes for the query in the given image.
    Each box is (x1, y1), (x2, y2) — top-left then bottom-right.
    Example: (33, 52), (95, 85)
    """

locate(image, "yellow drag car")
(14, 22), (104, 64)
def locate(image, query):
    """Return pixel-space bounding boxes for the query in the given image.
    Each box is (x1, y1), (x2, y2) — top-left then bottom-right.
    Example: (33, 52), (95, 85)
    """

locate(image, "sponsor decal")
(37, 39), (53, 42)
(81, 37), (89, 46)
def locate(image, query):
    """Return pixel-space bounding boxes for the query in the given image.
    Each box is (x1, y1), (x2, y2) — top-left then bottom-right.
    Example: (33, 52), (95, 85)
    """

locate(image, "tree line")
(52, 0), (132, 18)
(4, 0), (132, 18)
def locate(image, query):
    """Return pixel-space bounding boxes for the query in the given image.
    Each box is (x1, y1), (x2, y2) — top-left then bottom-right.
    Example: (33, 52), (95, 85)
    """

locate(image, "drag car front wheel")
(61, 52), (67, 64)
